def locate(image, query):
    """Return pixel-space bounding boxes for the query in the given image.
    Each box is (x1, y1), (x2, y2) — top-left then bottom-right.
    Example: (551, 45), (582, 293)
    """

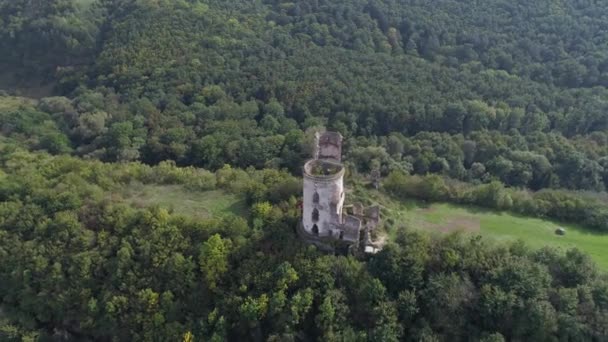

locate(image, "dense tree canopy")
(2, 0), (608, 191)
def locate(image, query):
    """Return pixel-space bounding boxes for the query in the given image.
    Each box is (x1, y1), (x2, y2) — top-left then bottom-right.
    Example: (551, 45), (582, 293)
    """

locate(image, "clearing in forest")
(119, 184), (248, 219)
(353, 186), (608, 269)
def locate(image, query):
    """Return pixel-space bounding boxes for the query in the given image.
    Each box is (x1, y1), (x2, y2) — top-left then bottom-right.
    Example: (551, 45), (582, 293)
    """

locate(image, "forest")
(2, 0), (608, 340)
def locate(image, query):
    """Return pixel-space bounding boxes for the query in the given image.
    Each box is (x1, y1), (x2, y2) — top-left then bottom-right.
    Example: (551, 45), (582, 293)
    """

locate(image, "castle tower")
(300, 131), (380, 253)
(302, 158), (346, 237)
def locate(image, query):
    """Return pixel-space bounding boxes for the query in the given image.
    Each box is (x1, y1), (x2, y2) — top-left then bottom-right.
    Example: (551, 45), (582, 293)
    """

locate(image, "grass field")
(352, 184), (608, 268)
(119, 184), (248, 219)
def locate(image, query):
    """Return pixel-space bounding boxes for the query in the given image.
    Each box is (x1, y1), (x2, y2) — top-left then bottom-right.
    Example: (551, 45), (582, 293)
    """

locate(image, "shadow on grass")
(225, 199), (249, 218)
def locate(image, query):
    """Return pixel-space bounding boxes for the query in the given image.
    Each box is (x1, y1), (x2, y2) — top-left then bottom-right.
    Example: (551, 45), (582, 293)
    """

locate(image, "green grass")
(119, 184), (248, 219)
(351, 184), (608, 269)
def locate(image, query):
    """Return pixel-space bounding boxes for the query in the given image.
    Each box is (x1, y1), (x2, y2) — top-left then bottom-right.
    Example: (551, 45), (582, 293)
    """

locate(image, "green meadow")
(353, 185), (608, 268)
(120, 184), (248, 219)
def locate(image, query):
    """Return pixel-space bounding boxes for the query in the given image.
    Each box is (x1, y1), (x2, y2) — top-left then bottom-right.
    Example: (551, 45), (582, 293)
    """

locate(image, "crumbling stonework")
(299, 131), (381, 254)
(314, 131), (343, 162)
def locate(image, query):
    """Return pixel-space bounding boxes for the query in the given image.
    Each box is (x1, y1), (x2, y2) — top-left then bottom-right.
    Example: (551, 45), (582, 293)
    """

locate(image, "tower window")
(313, 192), (320, 204)
(312, 208), (319, 222)
(312, 224), (319, 236)
(339, 231), (344, 240)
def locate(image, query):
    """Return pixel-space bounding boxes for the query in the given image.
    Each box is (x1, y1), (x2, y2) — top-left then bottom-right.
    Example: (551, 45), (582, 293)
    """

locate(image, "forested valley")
(2, 0), (608, 340)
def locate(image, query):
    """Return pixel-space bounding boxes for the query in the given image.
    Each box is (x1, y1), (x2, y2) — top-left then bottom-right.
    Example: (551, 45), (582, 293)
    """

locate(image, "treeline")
(1, 145), (607, 341)
(4, 93), (608, 193)
(383, 171), (608, 232)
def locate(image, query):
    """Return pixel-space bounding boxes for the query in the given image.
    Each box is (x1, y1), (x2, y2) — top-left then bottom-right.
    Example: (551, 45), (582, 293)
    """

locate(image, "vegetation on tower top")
(307, 160), (343, 176)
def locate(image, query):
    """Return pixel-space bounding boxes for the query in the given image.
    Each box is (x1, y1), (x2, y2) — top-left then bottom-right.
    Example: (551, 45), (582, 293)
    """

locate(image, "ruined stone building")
(298, 131), (381, 253)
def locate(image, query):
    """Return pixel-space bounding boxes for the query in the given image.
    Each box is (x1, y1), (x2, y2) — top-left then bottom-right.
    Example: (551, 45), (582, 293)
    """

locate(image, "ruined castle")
(298, 131), (381, 254)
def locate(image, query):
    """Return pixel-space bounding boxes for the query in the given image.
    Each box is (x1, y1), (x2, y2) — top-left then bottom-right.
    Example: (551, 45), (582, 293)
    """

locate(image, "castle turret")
(302, 159), (345, 237)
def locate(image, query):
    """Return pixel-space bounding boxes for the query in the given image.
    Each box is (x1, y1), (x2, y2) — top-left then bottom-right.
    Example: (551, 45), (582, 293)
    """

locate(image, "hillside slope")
(0, 144), (606, 341)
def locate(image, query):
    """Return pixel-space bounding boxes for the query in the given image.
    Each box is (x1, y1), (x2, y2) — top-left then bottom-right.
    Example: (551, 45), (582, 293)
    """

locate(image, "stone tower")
(302, 132), (346, 238)
(302, 157), (346, 237)
(299, 131), (381, 253)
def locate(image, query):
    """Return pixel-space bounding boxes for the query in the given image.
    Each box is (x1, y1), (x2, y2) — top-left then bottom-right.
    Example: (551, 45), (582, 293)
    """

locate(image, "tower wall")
(315, 132), (343, 162)
(302, 159), (345, 237)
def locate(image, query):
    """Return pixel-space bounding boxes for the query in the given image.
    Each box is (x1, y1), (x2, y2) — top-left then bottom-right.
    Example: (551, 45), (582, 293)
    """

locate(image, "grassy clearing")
(119, 184), (248, 219)
(351, 183), (608, 268)
(411, 203), (608, 268)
